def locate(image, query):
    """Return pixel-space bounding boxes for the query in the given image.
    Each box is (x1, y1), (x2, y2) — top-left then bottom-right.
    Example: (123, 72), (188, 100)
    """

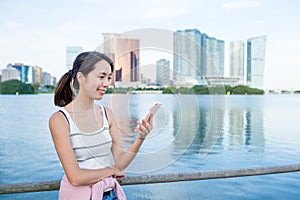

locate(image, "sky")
(0, 0), (299, 90)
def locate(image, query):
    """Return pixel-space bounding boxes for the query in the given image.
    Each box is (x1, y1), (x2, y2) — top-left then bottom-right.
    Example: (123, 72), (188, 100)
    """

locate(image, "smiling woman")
(49, 51), (155, 200)
(54, 52), (114, 107)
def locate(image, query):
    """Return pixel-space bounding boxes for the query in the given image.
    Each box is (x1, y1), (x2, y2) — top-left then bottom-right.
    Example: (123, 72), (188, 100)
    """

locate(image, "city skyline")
(1, 63), (56, 86)
(0, 30), (272, 90)
(0, 0), (299, 89)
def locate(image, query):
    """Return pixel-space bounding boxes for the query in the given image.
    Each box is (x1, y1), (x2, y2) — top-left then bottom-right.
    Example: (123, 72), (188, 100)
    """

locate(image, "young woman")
(49, 51), (153, 200)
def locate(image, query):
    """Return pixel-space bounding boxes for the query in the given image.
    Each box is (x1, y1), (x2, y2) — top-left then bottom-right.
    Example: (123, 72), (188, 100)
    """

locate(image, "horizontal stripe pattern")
(70, 127), (109, 137)
(59, 105), (113, 169)
(71, 133), (112, 169)
(77, 153), (109, 162)
(73, 140), (112, 150)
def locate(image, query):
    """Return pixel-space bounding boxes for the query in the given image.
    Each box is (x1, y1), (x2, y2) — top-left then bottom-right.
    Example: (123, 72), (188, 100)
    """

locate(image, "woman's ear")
(76, 72), (84, 84)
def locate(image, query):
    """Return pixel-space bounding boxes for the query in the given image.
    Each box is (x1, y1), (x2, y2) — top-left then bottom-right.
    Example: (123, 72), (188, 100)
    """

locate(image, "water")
(1, 94), (300, 199)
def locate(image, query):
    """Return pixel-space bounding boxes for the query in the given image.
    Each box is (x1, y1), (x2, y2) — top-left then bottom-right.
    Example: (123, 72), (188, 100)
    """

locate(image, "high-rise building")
(204, 37), (225, 77)
(102, 33), (140, 83)
(66, 46), (83, 70)
(229, 41), (245, 84)
(156, 59), (170, 86)
(42, 72), (51, 86)
(102, 33), (120, 55)
(173, 29), (225, 87)
(200, 33), (208, 76)
(1, 64), (21, 82)
(247, 36), (267, 89)
(50, 76), (57, 87)
(34, 66), (43, 85)
(11, 63), (34, 84)
(173, 29), (202, 82)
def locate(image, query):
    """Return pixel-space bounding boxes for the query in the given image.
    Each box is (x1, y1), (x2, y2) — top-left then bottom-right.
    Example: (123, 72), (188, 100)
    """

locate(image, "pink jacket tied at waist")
(59, 175), (126, 200)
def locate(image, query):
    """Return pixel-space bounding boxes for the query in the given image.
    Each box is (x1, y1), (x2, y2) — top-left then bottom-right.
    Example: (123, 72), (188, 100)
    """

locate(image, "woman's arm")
(49, 112), (124, 186)
(105, 108), (153, 171)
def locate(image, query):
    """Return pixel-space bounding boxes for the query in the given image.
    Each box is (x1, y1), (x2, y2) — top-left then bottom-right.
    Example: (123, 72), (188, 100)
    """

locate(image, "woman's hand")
(112, 166), (125, 181)
(135, 115), (153, 139)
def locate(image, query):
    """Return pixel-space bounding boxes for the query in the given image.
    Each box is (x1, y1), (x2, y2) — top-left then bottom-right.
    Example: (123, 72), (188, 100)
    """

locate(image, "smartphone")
(145, 102), (161, 121)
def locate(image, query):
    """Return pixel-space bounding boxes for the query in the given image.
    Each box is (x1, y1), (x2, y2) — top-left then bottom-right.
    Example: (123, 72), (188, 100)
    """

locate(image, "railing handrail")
(1, 163), (300, 194)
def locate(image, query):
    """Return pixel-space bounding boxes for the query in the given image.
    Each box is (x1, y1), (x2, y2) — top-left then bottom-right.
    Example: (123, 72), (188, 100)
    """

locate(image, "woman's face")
(79, 59), (112, 100)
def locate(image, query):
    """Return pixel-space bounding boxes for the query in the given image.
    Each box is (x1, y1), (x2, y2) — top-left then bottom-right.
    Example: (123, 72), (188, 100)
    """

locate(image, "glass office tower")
(173, 29), (202, 81)
(230, 41), (245, 84)
(247, 36), (267, 89)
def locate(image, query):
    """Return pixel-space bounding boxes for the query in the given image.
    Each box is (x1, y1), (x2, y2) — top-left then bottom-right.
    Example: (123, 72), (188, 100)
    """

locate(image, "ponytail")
(54, 72), (74, 107)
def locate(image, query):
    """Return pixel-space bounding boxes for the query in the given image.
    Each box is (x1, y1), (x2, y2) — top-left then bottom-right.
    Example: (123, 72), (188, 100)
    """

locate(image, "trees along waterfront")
(0, 79), (34, 94)
(0, 80), (56, 94)
(0, 80), (264, 95)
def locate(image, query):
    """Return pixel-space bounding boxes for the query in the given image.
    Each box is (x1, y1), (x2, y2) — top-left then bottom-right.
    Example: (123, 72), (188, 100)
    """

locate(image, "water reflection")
(228, 108), (245, 147)
(98, 94), (266, 171)
(244, 109), (265, 152)
(220, 97), (265, 153)
(1, 94), (298, 200)
(196, 95), (226, 158)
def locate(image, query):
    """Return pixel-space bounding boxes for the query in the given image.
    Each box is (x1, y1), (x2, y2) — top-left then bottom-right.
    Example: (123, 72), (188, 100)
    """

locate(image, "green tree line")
(0, 79), (55, 94)
(107, 85), (264, 95)
(162, 85), (264, 95)
(0, 79), (35, 94)
(0, 79), (264, 95)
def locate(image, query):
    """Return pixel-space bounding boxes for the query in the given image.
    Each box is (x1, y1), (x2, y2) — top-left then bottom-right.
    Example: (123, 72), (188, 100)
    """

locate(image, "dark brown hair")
(54, 51), (114, 107)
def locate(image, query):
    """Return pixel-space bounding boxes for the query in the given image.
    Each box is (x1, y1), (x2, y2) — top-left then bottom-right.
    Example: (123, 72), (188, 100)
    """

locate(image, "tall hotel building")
(173, 29), (225, 86)
(229, 41), (245, 85)
(173, 29), (201, 83)
(66, 46), (83, 70)
(246, 36), (267, 89)
(204, 37), (225, 77)
(102, 33), (139, 83)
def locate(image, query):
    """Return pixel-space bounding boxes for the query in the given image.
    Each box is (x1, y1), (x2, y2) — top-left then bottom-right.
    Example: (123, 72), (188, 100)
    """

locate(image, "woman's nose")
(102, 78), (110, 87)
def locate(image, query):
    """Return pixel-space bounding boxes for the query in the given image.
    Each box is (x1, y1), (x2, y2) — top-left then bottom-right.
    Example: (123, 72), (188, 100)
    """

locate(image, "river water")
(0, 94), (300, 199)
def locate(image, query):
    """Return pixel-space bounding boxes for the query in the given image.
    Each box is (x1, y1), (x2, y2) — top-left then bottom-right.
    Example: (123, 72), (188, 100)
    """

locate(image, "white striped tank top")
(59, 105), (112, 169)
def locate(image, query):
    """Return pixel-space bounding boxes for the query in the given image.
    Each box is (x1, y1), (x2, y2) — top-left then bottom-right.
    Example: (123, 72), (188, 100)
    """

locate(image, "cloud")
(223, 0), (263, 9)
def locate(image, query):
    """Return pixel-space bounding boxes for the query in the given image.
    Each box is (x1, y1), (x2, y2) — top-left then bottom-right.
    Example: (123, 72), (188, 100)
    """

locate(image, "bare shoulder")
(49, 111), (69, 136)
(49, 111), (66, 124)
(102, 106), (114, 126)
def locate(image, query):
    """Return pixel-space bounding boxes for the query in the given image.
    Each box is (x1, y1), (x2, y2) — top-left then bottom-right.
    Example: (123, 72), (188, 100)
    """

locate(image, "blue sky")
(0, 0), (299, 89)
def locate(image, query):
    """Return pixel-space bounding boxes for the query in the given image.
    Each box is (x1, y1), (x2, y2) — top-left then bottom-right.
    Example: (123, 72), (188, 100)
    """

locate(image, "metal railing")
(1, 163), (300, 194)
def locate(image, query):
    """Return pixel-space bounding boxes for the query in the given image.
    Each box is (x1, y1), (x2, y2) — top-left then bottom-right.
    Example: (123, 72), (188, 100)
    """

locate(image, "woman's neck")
(71, 94), (95, 112)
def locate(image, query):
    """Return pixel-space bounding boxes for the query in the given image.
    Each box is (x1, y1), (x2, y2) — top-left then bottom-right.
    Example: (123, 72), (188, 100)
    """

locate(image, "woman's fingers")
(142, 119), (152, 132)
(135, 119), (153, 139)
